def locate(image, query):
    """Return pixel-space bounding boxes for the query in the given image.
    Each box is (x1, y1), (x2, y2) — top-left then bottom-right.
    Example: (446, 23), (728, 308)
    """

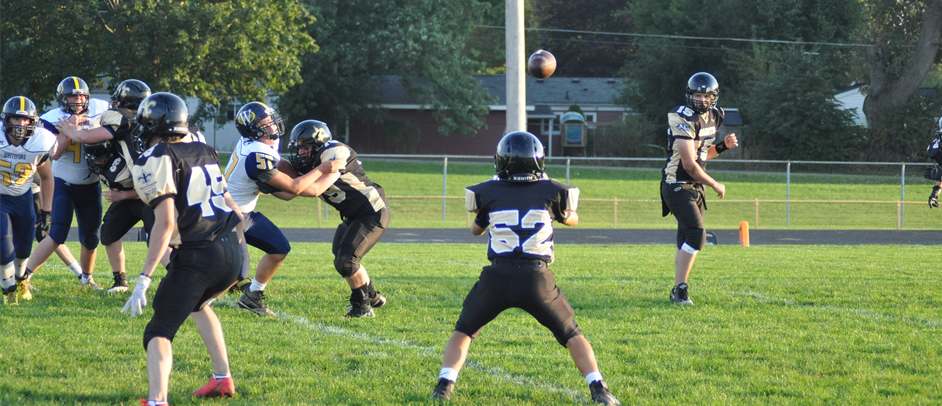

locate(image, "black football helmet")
(235, 102), (285, 140)
(56, 76), (91, 115)
(685, 72), (719, 114)
(84, 140), (117, 175)
(133, 92), (189, 150)
(1, 96), (39, 144)
(287, 120), (333, 174)
(111, 79), (151, 110)
(495, 131), (545, 182)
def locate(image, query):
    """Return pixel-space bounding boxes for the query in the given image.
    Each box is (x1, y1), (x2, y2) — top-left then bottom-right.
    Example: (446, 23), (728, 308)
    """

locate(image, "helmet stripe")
(72, 76), (80, 90)
(19, 96), (25, 111)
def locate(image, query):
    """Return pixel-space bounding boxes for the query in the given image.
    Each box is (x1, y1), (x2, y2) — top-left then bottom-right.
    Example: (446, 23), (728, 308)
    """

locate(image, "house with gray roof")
(347, 75), (629, 156)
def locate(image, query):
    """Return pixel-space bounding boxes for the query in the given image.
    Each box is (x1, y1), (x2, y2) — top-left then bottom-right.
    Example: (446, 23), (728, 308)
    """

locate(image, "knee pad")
(679, 228), (706, 251)
(80, 231), (100, 250)
(48, 224), (69, 245)
(334, 254), (359, 278)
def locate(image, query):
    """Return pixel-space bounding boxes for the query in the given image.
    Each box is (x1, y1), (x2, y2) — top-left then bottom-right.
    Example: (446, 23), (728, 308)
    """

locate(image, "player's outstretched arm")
(265, 159), (344, 196)
(55, 120), (113, 143)
(298, 171), (342, 197)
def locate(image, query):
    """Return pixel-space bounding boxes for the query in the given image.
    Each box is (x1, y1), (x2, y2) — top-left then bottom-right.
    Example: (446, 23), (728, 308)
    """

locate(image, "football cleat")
(589, 380), (621, 406)
(108, 273), (130, 293)
(4, 285), (18, 305)
(191, 376), (235, 398)
(345, 300), (375, 318)
(345, 290), (386, 312)
(16, 279), (32, 301)
(670, 283), (693, 305)
(238, 289), (275, 316)
(81, 275), (103, 290)
(431, 378), (455, 401)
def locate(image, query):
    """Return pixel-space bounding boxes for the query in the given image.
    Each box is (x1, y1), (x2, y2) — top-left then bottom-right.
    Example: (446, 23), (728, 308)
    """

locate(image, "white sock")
(439, 367), (458, 382)
(213, 373), (231, 380)
(585, 371), (603, 385)
(147, 401), (168, 406)
(68, 261), (82, 277)
(1, 262), (14, 290)
(14, 258), (27, 279)
(249, 279), (267, 292)
(81, 273), (93, 283)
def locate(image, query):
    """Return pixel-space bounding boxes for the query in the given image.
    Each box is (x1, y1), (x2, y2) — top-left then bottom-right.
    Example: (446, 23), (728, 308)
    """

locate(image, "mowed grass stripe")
(2, 242), (940, 405)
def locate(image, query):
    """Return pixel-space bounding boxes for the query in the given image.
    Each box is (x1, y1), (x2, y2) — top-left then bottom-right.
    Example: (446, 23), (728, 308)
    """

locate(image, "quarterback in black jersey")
(286, 120), (389, 318)
(57, 79), (158, 293)
(660, 72), (738, 305)
(430, 132), (621, 406)
(124, 93), (244, 405)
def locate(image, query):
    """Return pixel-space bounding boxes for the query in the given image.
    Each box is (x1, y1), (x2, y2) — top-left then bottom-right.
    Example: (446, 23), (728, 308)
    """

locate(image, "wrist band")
(714, 141), (729, 154)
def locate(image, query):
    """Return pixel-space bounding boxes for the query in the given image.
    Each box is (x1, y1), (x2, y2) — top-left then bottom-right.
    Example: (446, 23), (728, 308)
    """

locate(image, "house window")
(531, 112), (596, 135)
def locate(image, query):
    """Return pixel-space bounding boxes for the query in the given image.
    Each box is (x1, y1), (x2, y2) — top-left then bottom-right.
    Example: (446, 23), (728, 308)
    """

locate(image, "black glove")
(930, 186), (941, 208)
(924, 165), (942, 181)
(35, 210), (51, 242)
(256, 181), (282, 195)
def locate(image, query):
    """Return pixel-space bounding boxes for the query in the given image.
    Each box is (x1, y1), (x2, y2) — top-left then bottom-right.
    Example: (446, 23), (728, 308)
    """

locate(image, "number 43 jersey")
(465, 179), (579, 264)
(132, 142), (240, 247)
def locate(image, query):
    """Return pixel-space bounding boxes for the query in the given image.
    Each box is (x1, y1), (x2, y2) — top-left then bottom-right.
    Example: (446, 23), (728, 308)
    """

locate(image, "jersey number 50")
(488, 209), (552, 256)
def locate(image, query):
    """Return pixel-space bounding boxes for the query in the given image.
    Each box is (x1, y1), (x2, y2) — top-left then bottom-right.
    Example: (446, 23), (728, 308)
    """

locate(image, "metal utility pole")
(505, 0), (526, 134)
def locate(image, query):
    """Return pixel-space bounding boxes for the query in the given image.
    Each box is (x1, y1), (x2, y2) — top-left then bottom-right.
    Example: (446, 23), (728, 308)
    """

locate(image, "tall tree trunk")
(863, 0), (942, 128)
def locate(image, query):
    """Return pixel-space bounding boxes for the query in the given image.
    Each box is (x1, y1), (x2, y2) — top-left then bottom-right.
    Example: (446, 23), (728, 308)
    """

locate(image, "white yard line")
(738, 290), (942, 328)
(215, 298), (587, 403)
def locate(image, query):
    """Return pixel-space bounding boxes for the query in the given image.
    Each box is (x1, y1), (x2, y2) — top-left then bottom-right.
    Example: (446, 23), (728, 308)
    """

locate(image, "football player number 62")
(187, 164), (232, 217)
(488, 209), (552, 256)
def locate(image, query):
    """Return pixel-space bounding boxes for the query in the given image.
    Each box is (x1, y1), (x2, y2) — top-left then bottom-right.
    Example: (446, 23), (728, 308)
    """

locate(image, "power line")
(470, 24), (875, 48)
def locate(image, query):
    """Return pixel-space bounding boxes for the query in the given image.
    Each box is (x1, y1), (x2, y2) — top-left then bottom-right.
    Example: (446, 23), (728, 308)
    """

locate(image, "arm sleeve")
(320, 145), (352, 164)
(131, 151), (177, 207)
(667, 112), (696, 140)
(554, 185), (579, 221)
(244, 151), (281, 182)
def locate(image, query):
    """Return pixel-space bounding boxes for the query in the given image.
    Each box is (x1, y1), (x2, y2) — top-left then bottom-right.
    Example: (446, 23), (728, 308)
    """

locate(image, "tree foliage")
(861, 0), (942, 159)
(0, 0), (314, 125)
(276, 0), (495, 136)
(530, 0), (634, 77)
(738, 48), (858, 161)
(617, 0), (873, 160)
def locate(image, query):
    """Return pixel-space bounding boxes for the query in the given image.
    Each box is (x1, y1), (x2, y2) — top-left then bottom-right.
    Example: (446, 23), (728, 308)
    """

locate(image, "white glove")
(122, 275), (152, 318)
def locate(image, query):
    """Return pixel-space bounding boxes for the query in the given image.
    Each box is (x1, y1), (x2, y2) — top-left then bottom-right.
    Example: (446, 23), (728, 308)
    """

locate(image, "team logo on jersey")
(110, 157), (123, 173)
(137, 172), (153, 184)
(675, 123), (691, 132)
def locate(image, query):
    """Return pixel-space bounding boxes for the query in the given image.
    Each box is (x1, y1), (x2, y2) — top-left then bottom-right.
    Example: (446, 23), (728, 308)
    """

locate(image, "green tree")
(1, 0), (314, 125)
(861, 0), (942, 160)
(738, 48), (858, 160)
(531, 0), (634, 77)
(617, 0), (867, 160)
(277, 0), (495, 137)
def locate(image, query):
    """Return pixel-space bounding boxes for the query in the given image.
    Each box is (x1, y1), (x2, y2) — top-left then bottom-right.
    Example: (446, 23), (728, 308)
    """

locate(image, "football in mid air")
(527, 50), (556, 79)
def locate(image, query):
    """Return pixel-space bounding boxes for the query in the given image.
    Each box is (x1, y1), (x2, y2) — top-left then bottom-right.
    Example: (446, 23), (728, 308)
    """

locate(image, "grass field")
(2, 241), (940, 405)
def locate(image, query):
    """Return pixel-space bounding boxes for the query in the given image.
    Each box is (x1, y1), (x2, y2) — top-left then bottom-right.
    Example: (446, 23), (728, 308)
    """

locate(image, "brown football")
(527, 50), (556, 79)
